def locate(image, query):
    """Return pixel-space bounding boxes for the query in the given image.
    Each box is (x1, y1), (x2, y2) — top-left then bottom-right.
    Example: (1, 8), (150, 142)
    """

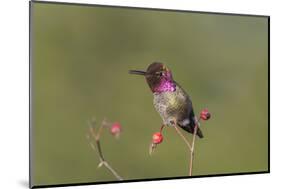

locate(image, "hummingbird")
(129, 62), (203, 138)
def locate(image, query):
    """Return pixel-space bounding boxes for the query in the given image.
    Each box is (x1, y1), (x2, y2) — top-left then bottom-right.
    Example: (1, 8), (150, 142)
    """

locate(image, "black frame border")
(29, 0), (270, 188)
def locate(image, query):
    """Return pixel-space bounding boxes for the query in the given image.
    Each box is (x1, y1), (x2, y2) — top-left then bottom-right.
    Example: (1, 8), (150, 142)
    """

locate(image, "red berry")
(152, 132), (163, 144)
(200, 109), (211, 120)
(110, 122), (122, 136)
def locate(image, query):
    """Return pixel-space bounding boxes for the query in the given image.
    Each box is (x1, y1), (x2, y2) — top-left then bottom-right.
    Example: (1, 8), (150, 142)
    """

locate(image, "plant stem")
(174, 124), (192, 150)
(173, 122), (192, 175)
(102, 161), (123, 180)
(159, 124), (165, 133)
(173, 118), (201, 176)
(88, 119), (123, 180)
(189, 118), (201, 176)
(189, 124), (197, 176)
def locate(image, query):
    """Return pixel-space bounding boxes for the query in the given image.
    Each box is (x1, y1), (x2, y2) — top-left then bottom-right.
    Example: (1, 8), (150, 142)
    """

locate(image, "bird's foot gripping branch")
(149, 108), (211, 176)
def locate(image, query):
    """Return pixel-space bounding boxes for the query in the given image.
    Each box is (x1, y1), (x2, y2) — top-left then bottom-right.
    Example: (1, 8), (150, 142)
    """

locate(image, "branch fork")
(87, 118), (123, 180)
(173, 118), (200, 176)
(150, 108), (210, 177)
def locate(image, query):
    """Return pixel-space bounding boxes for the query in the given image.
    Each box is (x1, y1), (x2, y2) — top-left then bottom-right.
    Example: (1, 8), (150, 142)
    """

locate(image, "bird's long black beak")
(129, 70), (146, 76)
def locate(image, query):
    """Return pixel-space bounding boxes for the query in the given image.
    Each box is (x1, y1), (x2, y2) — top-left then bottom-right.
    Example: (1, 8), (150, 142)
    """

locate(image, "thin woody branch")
(87, 119), (123, 180)
(172, 119), (193, 175)
(189, 119), (200, 176)
(174, 124), (192, 150)
(87, 109), (210, 180)
(172, 111), (209, 176)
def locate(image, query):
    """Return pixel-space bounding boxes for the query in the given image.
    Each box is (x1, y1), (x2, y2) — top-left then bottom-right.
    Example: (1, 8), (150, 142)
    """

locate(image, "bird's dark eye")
(159, 72), (163, 76)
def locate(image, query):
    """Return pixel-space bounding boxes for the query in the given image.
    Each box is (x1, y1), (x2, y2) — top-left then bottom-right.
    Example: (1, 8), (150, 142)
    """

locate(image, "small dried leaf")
(149, 143), (157, 155)
(97, 161), (104, 168)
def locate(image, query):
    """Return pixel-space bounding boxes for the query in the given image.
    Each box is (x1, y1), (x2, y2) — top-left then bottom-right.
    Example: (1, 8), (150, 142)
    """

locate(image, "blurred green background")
(31, 1), (268, 186)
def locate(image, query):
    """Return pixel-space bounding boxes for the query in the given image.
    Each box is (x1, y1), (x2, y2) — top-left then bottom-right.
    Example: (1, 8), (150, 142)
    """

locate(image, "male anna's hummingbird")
(129, 62), (203, 138)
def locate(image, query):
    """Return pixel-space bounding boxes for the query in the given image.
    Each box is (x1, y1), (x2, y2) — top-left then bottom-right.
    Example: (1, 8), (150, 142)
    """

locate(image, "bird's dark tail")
(179, 125), (204, 138)
(196, 127), (204, 138)
(177, 109), (204, 138)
